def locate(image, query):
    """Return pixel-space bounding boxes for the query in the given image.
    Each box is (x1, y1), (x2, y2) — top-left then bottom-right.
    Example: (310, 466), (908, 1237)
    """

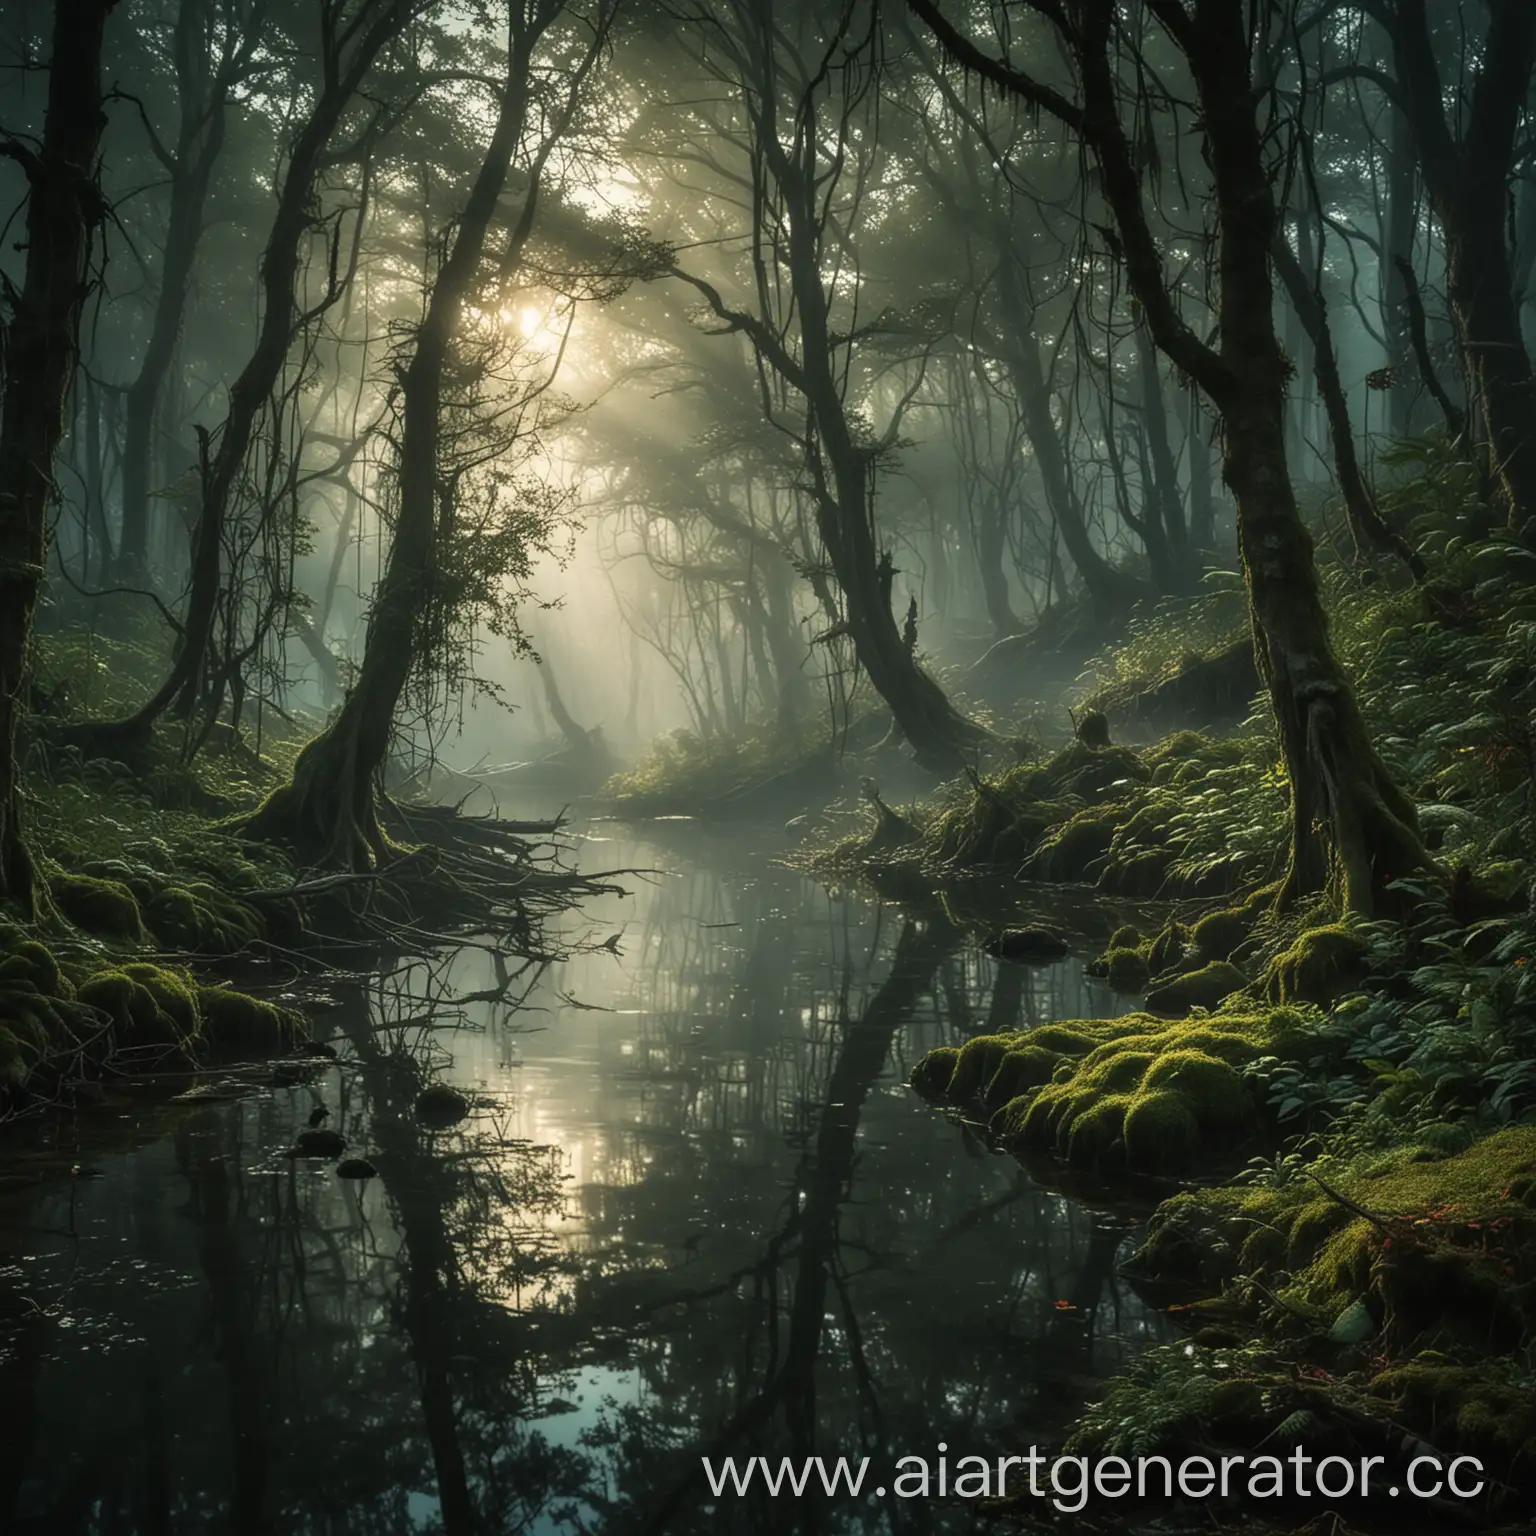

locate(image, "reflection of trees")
(7, 835), (1167, 1534)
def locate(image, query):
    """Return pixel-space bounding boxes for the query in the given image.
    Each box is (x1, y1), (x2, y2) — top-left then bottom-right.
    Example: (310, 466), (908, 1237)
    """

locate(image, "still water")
(0, 828), (1168, 1534)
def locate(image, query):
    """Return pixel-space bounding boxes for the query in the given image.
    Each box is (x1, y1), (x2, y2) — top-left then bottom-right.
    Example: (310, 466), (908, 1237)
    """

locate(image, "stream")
(0, 826), (1170, 1534)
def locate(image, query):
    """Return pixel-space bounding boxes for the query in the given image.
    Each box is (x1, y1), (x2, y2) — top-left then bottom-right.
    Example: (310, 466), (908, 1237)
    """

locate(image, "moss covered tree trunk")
(0, 0), (116, 916)
(1188, 2), (1431, 911)
(243, 10), (551, 866)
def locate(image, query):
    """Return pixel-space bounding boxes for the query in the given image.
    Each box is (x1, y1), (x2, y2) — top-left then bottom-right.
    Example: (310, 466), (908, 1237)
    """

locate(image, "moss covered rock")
(144, 881), (264, 954)
(914, 1004), (1302, 1175)
(1104, 947), (1150, 992)
(909, 1045), (959, 1099)
(1188, 907), (1252, 964)
(48, 872), (146, 941)
(1123, 1090), (1200, 1173)
(1145, 960), (1248, 1016)
(1263, 924), (1369, 1005)
(197, 986), (301, 1049)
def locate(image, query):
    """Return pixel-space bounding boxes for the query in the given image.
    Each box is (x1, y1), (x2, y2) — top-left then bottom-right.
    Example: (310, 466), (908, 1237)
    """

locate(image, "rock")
(288, 1128), (346, 1159)
(289, 1040), (339, 1060)
(985, 928), (1070, 965)
(336, 1158), (377, 1180)
(1145, 960), (1248, 1016)
(415, 1083), (470, 1127)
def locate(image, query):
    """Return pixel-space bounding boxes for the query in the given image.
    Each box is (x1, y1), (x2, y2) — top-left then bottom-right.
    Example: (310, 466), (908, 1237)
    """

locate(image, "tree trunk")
(761, 552), (811, 736)
(1386, 0), (1536, 525)
(994, 248), (1145, 617)
(92, 0), (415, 753)
(906, 0), (1434, 911)
(1271, 230), (1426, 580)
(767, 145), (980, 768)
(0, 0), (116, 915)
(116, 0), (228, 578)
(975, 497), (1021, 638)
(1381, 101), (1419, 437)
(1132, 316), (1196, 592)
(242, 14), (551, 865)
(1176, 387), (1217, 551)
(1189, 3), (1430, 911)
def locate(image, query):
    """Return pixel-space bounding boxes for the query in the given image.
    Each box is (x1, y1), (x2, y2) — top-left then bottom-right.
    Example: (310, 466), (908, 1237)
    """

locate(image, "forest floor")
(2, 617), (617, 1141)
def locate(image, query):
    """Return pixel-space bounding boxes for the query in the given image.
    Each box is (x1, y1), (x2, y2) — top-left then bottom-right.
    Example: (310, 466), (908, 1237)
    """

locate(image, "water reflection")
(0, 829), (1166, 1534)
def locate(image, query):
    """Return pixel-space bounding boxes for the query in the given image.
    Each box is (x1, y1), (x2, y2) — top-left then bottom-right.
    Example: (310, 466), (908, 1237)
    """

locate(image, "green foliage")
(1067, 1344), (1269, 1460)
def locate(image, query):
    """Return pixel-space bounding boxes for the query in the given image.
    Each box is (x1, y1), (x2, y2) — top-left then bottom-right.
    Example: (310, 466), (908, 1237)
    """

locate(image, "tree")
(666, 0), (986, 769)
(0, 0), (118, 915)
(114, 0), (269, 578)
(86, 0), (431, 753)
(244, 0), (619, 866)
(1371, 0), (1536, 526)
(907, 0), (1433, 912)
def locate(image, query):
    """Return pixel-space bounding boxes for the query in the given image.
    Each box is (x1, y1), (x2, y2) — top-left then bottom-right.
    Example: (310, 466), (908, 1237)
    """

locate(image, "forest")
(1, 0), (1535, 1531)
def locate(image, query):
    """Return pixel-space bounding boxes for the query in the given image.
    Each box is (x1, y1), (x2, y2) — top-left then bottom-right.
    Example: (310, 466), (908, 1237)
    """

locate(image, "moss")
(1140, 1050), (1250, 1130)
(1369, 1364), (1536, 1469)
(1028, 810), (1117, 883)
(1284, 1198), (1356, 1266)
(1145, 960), (1248, 1016)
(0, 938), (72, 998)
(1263, 924), (1370, 1005)
(78, 967), (200, 1054)
(1098, 847), (1175, 896)
(985, 928), (1069, 963)
(1145, 921), (1189, 977)
(1108, 924), (1143, 950)
(1065, 1092), (1131, 1164)
(980, 1006), (1301, 1174)
(1080, 1049), (1158, 1094)
(946, 1034), (1018, 1104)
(48, 872), (146, 941)
(1136, 1128), (1536, 1359)
(1027, 1024), (1099, 1055)
(197, 985), (301, 1049)
(1188, 907), (1251, 964)
(909, 1045), (958, 1100)
(1104, 946), (1150, 992)
(120, 962), (200, 1038)
(986, 1046), (1063, 1104)
(1123, 1090), (1200, 1173)
(0, 933), (78, 1087)
(144, 881), (264, 955)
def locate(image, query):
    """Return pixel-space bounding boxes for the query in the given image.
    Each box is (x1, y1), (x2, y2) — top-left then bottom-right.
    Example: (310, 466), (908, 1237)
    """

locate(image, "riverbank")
(881, 527), (1536, 1524)
(3, 624), (618, 1121)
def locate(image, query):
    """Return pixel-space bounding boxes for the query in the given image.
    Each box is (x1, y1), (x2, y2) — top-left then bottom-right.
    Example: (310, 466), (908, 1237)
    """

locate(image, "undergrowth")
(898, 449), (1536, 1515)
(603, 713), (839, 815)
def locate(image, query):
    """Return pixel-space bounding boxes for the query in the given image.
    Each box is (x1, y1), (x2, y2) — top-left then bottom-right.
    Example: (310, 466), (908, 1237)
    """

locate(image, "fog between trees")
(1, 0), (1531, 909)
